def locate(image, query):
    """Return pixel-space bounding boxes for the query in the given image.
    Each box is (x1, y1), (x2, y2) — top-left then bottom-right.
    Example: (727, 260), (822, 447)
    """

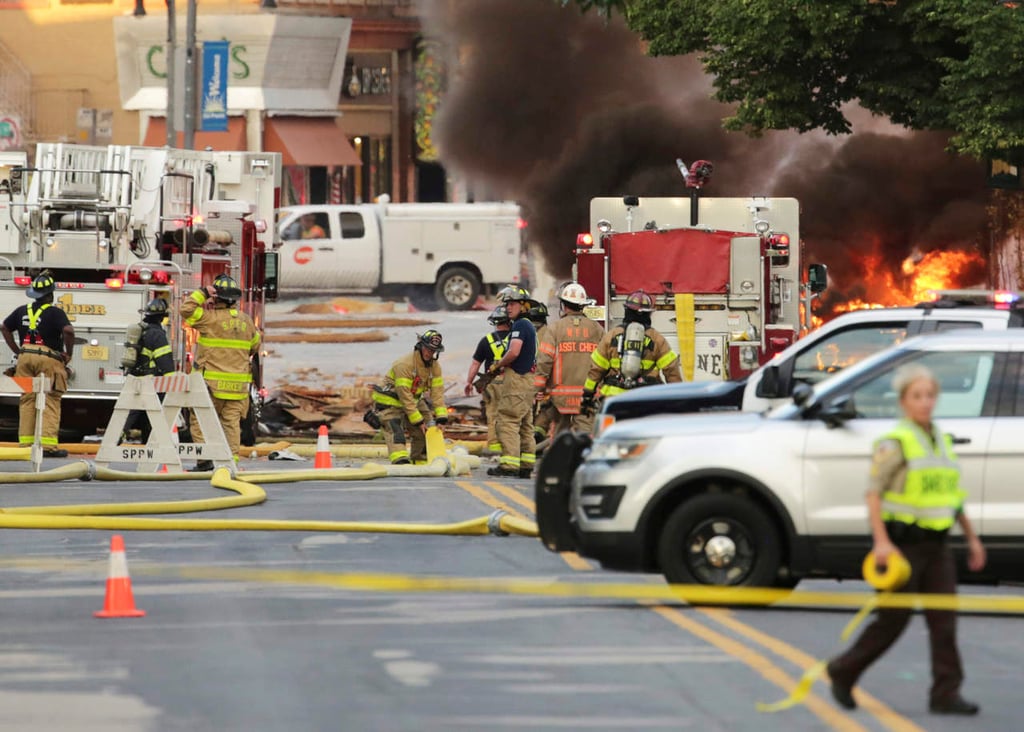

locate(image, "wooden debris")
(265, 317), (438, 329)
(264, 329), (391, 344)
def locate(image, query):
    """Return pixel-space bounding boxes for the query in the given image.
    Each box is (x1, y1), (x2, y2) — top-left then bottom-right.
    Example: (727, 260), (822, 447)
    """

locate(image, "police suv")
(537, 327), (1024, 588)
(593, 291), (1024, 434)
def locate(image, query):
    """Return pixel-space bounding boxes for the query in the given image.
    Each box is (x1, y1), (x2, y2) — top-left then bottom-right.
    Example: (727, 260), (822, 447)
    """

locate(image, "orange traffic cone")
(94, 535), (146, 618)
(314, 424), (332, 469)
(157, 424), (179, 473)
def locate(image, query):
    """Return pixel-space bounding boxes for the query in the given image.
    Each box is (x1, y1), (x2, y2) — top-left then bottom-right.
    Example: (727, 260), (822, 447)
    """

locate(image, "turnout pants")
(190, 393), (249, 458)
(550, 409), (595, 437)
(379, 405), (427, 464)
(495, 370), (536, 472)
(16, 351), (67, 447)
(827, 538), (963, 705)
(482, 381), (503, 453)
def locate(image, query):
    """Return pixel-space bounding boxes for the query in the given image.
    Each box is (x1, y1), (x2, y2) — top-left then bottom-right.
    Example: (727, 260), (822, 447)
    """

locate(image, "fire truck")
(0, 143), (281, 440)
(574, 161), (825, 382)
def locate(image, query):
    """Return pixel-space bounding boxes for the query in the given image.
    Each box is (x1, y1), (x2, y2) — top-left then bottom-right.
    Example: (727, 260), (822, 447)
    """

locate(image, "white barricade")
(95, 371), (234, 473)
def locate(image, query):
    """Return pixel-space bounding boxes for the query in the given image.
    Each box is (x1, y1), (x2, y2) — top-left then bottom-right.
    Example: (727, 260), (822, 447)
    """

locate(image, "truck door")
(277, 209), (379, 290)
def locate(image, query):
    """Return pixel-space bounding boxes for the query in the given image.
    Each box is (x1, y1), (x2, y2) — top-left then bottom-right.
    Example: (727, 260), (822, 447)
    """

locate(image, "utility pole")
(166, 0), (176, 147)
(183, 0), (197, 149)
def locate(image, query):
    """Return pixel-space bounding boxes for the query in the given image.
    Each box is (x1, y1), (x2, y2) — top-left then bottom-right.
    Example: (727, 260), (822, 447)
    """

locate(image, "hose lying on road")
(0, 464), (538, 537)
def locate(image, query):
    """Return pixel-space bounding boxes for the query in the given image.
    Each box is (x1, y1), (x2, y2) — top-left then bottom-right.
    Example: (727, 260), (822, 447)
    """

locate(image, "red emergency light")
(768, 233), (790, 266)
(517, 218), (528, 230)
(576, 232), (594, 249)
(105, 277), (124, 289)
(13, 276), (31, 286)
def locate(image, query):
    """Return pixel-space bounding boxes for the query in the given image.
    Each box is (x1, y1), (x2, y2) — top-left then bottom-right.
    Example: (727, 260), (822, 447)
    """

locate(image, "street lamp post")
(166, 0), (176, 147)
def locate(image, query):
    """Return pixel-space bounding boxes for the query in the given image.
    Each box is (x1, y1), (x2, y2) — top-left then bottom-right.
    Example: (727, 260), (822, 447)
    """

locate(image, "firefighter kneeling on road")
(181, 274), (260, 471)
(582, 288), (682, 414)
(370, 330), (448, 465)
(0, 271), (74, 457)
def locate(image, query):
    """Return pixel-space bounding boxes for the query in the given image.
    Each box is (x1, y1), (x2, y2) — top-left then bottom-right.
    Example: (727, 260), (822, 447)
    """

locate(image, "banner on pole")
(200, 40), (229, 132)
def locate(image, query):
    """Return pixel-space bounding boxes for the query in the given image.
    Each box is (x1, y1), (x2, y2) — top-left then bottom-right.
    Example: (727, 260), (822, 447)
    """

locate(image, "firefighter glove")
(435, 416), (448, 425)
(580, 389), (596, 414)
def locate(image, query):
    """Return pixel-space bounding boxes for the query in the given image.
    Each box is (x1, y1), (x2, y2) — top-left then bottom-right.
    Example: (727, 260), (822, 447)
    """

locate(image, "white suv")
(536, 329), (1024, 587)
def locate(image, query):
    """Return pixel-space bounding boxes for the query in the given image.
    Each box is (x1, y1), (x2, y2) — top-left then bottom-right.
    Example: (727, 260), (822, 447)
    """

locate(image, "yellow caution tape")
(758, 551), (914, 713)
(755, 660), (828, 712)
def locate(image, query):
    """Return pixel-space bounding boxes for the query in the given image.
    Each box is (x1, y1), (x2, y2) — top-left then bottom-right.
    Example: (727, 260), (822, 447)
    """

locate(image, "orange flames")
(812, 248), (986, 329)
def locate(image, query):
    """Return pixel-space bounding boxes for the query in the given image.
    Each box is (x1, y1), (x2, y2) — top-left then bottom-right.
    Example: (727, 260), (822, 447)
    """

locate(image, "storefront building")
(0, 0), (433, 203)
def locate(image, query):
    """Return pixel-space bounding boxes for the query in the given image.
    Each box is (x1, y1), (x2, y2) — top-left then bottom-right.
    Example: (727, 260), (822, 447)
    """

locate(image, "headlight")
(586, 439), (655, 462)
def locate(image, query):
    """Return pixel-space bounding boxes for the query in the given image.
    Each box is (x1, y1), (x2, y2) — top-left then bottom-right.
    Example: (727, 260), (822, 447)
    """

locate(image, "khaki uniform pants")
(190, 394), (249, 457)
(495, 370), (536, 471)
(534, 400), (557, 441)
(16, 352), (67, 447)
(379, 405), (427, 463)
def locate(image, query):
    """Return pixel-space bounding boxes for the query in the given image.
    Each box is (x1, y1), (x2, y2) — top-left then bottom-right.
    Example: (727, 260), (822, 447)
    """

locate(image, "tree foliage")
(570, 0), (1024, 160)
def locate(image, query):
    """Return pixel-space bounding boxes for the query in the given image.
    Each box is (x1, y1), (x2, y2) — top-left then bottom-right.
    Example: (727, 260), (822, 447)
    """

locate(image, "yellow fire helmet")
(861, 551), (912, 591)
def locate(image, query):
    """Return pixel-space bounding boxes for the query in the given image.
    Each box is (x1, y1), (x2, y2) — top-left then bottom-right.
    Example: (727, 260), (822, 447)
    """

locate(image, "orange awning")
(263, 116), (362, 167)
(143, 117), (247, 151)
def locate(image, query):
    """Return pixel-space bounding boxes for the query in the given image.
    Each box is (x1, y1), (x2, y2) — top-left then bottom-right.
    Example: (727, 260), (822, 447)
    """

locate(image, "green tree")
(569, 0), (1024, 161)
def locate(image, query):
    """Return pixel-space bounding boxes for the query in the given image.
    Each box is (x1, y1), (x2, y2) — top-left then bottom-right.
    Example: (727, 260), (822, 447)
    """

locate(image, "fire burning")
(818, 247), (986, 325)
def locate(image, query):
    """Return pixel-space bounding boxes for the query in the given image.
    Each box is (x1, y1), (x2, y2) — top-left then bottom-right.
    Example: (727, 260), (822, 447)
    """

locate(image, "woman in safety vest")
(826, 364), (986, 716)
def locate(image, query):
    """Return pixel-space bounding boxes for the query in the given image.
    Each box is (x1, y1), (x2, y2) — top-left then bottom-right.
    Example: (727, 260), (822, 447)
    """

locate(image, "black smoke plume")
(421, 0), (989, 306)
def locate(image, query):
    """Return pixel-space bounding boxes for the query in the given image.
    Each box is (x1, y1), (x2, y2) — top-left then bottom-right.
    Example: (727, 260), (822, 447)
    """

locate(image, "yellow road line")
(650, 605), (868, 731)
(462, 480), (594, 570)
(453, 480), (529, 520)
(484, 481), (536, 512)
(698, 608), (925, 732)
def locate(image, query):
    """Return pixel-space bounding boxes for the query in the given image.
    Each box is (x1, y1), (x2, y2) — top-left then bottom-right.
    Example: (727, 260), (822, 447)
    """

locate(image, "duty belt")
(20, 347), (63, 362)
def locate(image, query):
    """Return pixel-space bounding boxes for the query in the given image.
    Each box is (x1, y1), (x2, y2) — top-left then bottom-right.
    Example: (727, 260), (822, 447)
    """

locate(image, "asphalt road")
(0, 455), (1021, 732)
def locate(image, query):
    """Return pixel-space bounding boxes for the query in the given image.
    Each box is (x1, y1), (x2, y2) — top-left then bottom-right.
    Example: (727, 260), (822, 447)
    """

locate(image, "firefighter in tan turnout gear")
(487, 286), (538, 479)
(535, 282), (605, 435)
(464, 306), (510, 454)
(582, 289), (682, 414)
(181, 274), (260, 471)
(372, 330), (448, 465)
(0, 271), (74, 457)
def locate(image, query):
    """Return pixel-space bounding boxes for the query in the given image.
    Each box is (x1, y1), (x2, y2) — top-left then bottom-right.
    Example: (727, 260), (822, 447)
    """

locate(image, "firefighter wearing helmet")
(487, 285), (539, 478)
(180, 274), (261, 471)
(0, 271), (75, 457)
(464, 305), (511, 454)
(535, 281), (605, 436)
(370, 330), (448, 464)
(582, 289), (682, 413)
(120, 297), (176, 444)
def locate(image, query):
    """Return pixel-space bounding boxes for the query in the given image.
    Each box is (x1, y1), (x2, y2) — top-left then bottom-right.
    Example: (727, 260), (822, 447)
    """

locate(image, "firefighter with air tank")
(582, 288), (682, 414)
(536, 282), (605, 435)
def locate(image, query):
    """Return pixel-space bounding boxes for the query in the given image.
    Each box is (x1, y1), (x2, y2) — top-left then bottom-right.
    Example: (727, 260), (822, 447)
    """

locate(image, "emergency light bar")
(576, 232), (594, 249)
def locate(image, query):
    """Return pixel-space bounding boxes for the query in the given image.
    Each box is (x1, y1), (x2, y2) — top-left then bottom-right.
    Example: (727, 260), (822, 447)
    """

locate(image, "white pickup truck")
(276, 201), (523, 310)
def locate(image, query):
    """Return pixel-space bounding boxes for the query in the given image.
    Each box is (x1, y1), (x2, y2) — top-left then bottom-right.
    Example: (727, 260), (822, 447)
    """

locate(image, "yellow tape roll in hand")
(861, 550), (912, 592)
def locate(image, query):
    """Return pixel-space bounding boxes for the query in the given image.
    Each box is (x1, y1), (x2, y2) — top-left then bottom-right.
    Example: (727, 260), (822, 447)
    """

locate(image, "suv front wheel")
(657, 492), (782, 587)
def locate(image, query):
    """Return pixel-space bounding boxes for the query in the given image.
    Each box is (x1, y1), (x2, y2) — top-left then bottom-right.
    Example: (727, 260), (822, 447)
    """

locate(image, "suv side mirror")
(791, 382), (813, 406)
(808, 263), (828, 294)
(756, 364), (785, 399)
(819, 395), (858, 428)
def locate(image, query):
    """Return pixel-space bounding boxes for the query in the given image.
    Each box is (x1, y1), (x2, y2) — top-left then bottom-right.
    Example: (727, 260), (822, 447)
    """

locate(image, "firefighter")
(371, 330), (448, 465)
(181, 274), (260, 471)
(582, 288), (682, 414)
(536, 282), (605, 436)
(487, 285), (538, 479)
(526, 299), (558, 444)
(121, 297), (176, 444)
(0, 271), (74, 457)
(464, 306), (510, 454)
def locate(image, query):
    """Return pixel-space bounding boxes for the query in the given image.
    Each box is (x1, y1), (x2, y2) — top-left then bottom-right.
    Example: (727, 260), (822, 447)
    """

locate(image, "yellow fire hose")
(0, 440), (487, 458)
(0, 463), (537, 537)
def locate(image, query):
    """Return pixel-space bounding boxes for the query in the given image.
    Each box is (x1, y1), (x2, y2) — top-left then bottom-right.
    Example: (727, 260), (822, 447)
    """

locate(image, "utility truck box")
(276, 201), (524, 310)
